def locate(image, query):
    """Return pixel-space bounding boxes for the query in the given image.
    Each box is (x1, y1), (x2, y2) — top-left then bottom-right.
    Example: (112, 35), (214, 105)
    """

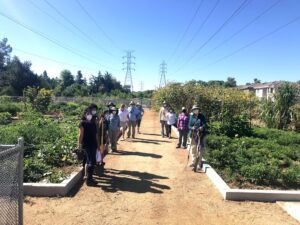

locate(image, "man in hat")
(159, 101), (168, 138)
(177, 107), (189, 149)
(127, 101), (139, 139)
(188, 105), (206, 169)
(108, 107), (120, 152)
(136, 102), (145, 134)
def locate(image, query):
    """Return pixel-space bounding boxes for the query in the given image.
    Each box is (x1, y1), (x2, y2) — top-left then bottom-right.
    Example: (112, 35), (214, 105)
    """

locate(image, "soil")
(24, 110), (299, 225)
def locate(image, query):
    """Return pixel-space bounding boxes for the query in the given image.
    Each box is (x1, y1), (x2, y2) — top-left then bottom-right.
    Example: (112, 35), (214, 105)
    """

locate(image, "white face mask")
(92, 110), (97, 115)
(86, 114), (93, 121)
(112, 111), (117, 115)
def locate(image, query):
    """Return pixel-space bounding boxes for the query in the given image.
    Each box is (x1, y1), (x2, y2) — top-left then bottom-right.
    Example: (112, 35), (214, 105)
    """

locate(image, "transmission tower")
(159, 60), (167, 88)
(123, 50), (135, 92)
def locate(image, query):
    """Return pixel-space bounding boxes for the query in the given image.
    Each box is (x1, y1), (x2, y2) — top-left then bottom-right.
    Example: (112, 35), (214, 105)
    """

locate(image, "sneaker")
(183, 146), (187, 149)
(189, 164), (195, 168)
(176, 145), (181, 149)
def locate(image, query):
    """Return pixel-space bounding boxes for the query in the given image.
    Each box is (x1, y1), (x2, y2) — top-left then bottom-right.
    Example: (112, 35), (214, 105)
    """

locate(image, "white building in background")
(237, 81), (284, 100)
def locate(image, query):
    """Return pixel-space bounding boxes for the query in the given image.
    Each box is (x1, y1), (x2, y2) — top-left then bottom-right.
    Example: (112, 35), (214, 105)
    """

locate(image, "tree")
(0, 38), (12, 69)
(254, 78), (261, 84)
(60, 70), (74, 90)
(75, 70), (85, 85)
(225, 77), (237, 87)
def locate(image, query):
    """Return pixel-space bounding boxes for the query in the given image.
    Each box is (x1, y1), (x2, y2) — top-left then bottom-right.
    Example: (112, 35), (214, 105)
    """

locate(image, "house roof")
(237, 81), (285, 90)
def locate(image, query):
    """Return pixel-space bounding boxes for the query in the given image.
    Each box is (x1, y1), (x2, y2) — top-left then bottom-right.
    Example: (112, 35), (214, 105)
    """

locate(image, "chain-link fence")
(0, 138), (24, 225)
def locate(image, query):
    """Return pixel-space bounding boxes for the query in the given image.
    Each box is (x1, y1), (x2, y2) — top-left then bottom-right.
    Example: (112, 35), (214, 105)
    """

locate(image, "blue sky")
(0, 0), (299, 90)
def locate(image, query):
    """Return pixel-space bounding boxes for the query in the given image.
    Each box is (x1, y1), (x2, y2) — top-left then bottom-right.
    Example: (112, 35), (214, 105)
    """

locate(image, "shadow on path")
(113, 150), (162, 158)
(94, 169), (170, 194)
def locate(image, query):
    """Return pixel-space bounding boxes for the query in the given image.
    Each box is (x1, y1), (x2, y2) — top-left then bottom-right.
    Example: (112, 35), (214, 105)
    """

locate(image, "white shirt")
(166, 112), (177, 125)
(118, 109), (129, 122)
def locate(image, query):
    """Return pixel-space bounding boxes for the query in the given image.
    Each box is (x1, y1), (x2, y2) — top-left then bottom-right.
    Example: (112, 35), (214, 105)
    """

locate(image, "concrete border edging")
(171, 125), (300, 202)
(24, 168), (84, 197)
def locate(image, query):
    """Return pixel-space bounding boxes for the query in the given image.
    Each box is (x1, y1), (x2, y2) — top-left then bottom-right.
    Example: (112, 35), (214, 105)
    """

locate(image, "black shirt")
(79, 120), (98, 148)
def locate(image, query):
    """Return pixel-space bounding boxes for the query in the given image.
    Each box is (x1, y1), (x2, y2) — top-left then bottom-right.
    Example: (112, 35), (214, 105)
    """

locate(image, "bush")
(0, 103), (22, 116)
(282, 165), (300, 187)
(0, 112), (11, 124)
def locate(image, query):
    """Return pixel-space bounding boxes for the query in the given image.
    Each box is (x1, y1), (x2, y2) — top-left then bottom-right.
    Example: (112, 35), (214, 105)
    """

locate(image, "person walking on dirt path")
(166, 108), (177, 139)
(159, 101), (168, 138)
(188, 105), (206, 169)
(136, 102), (144, 134)
(78, 108), (99, 186)
(176, 107), (189, 149)
(127, 101), (139, 139)
(108, 107), (120, 152)
(118, 104), (129, 140)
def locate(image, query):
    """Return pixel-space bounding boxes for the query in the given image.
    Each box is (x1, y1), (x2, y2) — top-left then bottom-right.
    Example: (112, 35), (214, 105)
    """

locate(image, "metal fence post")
(18, 137), (24, 225)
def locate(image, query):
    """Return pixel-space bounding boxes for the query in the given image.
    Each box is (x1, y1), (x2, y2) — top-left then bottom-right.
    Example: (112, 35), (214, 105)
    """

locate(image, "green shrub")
(0, 103), (22, 116)
(48, 170), (67, 183)
(240, 163), (280, 185)
(0, 112), (11, 124)
(24, 157), (50, 182)
(282, 165), (300, 187)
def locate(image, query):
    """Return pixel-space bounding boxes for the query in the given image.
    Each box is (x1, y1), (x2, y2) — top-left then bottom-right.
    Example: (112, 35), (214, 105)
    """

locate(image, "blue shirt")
(109, 114), (120, 131)
(128, 106), (139, 122)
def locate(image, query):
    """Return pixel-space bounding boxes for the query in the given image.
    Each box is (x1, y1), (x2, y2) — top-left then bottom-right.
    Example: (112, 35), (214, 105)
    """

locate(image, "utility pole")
(159, 60), (167, 88)
(123, 50), (135, 92)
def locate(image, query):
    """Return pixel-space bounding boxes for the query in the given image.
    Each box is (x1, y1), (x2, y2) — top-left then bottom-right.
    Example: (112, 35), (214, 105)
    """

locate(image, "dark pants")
(160, 120), (167, 137)
(83, 145), (96, 167)
(137, 119), (142, 128)
(166, 124), (176, 137)
(178, 130), (188, 147)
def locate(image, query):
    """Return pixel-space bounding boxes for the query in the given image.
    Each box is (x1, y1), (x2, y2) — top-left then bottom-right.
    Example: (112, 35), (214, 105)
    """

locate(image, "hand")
(199, 126), (204, 131)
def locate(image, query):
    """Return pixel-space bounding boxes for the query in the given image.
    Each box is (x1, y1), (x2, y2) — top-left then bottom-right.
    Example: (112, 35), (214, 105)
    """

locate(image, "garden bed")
(205, 126), (300, 191)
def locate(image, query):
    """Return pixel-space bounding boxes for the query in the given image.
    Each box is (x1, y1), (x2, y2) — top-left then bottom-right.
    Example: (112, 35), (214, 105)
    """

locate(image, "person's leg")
(127, 121), (132, 138)
(198, 136), (206, 169)
(132, 121), (137, 138)
(113, 130), (118, 151)
(85, 147), (97, 185)
(183, 130), (188, 148)
(137, 119), (141, 133)
(160, 120), (165, 137)
(177, 130), (182, 148)
(190, 137), (198, 166)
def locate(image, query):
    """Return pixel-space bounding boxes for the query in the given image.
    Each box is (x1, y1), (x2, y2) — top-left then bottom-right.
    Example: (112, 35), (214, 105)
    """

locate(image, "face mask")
(86, 115), (92, 121)
(193, 110), (199, 115)
(92, 110), (96, 115)
(112, 111), (117, 115)
(121, 108), (124, 111)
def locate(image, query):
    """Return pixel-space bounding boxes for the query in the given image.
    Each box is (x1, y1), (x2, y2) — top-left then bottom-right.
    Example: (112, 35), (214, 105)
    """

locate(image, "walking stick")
(185, 130), (195, 168)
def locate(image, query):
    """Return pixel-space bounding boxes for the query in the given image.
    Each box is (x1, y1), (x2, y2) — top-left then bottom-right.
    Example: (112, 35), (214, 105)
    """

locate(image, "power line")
(0, 11), (115, 71)
(43, 0), (115, 58)
(172, 0), (221, 64)
(13, 48), (97, 72)
(200, 0), (282, 59)
(171, 0), (251, 75)
(122, 51), (135, 92)
(75, 0), (122, 51)
(194, 16), (300, 73)
(167, 0), (204, 62)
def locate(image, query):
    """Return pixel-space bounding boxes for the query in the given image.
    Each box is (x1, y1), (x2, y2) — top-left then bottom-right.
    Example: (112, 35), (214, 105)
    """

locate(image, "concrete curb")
(24, 168), (84, 197)
(171, 125), (300, 202)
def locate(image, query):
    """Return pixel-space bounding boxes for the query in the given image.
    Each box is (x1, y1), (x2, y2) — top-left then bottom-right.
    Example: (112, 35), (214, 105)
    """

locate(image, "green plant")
(0, 103), (22, 116)
(48, 170), (67, 183)
(0, 112), (11, 124)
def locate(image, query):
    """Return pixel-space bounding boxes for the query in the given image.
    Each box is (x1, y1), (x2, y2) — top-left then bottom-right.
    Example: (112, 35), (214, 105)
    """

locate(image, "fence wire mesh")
(0, 139), (23, 225)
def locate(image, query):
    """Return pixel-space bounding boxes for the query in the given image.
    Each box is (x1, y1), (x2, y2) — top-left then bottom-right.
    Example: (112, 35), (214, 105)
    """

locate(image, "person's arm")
(78, 127), (84, 148)
(159, 108), (162, 120)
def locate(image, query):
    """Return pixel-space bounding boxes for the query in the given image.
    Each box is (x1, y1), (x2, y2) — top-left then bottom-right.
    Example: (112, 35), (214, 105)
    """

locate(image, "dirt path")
(24, 110), (298, 225)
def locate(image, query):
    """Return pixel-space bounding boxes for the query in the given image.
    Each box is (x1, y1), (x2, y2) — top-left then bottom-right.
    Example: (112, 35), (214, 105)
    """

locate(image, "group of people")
(159, 101), (207, 169)
(77, 101), (144, 186)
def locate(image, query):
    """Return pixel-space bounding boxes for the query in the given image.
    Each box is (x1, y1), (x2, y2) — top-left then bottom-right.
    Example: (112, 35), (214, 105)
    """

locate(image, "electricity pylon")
(159, 60), (167, 88)
(123, 50), (135, 92)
